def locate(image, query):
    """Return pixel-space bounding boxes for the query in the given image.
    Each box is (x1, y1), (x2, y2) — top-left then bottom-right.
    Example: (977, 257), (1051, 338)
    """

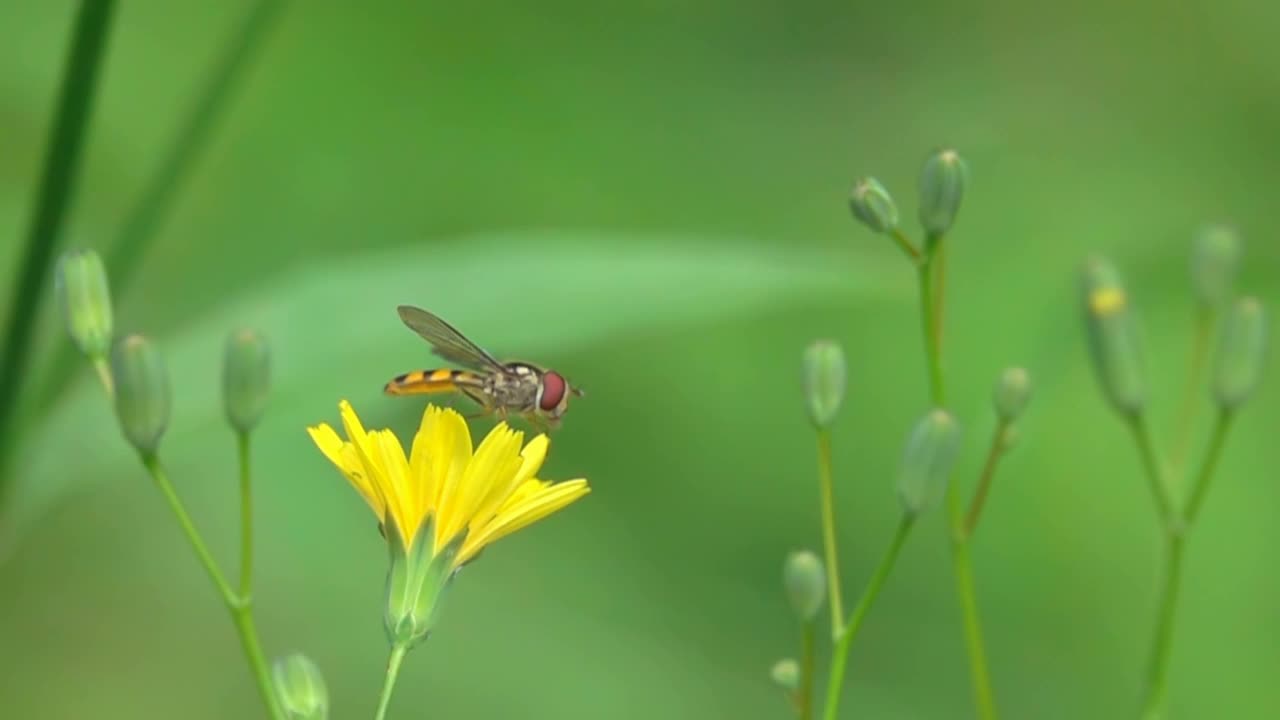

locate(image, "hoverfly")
(383, 305), (582, 431)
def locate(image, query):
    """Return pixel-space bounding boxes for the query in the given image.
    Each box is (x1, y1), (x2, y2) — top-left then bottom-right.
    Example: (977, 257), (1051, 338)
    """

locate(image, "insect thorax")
(484, 363), (542, 409)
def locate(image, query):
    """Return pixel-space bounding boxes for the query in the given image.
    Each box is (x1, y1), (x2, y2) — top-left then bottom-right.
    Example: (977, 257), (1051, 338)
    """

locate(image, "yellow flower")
(307, 400), (589, 645)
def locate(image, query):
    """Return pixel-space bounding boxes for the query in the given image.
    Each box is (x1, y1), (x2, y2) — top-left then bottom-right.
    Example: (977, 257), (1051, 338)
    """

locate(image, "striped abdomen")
(383, 368), (484, 396)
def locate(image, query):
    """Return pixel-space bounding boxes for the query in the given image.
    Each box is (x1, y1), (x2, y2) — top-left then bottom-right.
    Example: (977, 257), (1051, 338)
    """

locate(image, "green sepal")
(383, 520), (460, 648)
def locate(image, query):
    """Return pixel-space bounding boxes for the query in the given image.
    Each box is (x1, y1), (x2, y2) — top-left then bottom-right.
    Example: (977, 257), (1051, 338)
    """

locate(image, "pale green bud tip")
(992, 367), (1032, 423)
(223, 328), (271, 433)
(849, 177), (899, 234)
(110, 334), (171, 454)
(917, 148), (968, 237)
(897, 409), (962, 516)
(55, 248), (113, 358)
(1080, 255), (1146, 416)
(1191, 224), (1241, 307)
(1213, 297), (1267, 411)
(802, 340), (846, 429)
(273, 653), (329, 720)
(770, 658), (800, 692)
(782, 550), (826, 622)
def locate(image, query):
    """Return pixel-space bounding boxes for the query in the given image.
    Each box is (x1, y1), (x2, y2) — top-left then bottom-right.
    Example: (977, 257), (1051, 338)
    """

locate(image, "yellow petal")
(437, 422), (522, 547)
(373, 429), (420, 547)
(467, 434), (550, 535)
(456, 479), (590, 566)
(307, 422), (383, 518)
(422, 407), (472, 524)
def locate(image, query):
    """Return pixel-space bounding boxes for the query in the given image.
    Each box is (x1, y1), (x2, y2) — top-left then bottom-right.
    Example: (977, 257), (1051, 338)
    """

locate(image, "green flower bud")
(849, 177), (899, 234)
(1191, 224), (1241, 308)
(223, 329), (271, 434)
(770, 658), (800, 692)
(992, 367), (1032, 423)
(1080, 256), (1146, 417)
(782, 550), (826, 622)
(1213, 297), (1267, 411)
(802, 340), (846, 429)
(385, 523), (457, 648)
(111, 334), (171, 454)
(55, 248), (113, 358)
(917, 148), (968, 237)
(273, 653), (329, 720)
(897, 409), (961, 516)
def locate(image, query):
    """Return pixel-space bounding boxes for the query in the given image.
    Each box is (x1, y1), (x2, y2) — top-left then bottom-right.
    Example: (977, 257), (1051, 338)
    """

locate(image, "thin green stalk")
(1169, 306), (1213, 480)
(92, 356), (114, 398)
(916, 258), (945, 402)
(374, 644), (410, 720)
(1125, 417), (1179, 532)
(821, 515), (915, 720)
(932, 241), (948, 354)
(1139, 411), (1234, 719)
(0, 0), (117, 491)
(963, 420), (1011, 539)
(141, 454), (283, 720)
(1139, 534), (1184, 720)
(238, 431), (254, 596)
(889, 228), (923, 261)
(816, 430), (846, 636)
(1183, 411), (1234, 528)
(916, 239), (998, 719)
(799, 621), (817, 720)
(32, 0), (292, 414)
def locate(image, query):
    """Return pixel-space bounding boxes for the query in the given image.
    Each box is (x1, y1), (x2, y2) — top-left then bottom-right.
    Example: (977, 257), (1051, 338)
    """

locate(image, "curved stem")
(822, 515), (915, 720)
(374, 644), (410, 720)
(1183, 412), (1233, 528)
(142, 454), (282, 719)
(815, 430), (846, 637)
(889, 228), (923, 261)
(1126, 417), (1179, 532)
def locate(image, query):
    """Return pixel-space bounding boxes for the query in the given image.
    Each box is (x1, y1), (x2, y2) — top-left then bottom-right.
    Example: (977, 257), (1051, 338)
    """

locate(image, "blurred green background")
(2, 1), (1278, 718)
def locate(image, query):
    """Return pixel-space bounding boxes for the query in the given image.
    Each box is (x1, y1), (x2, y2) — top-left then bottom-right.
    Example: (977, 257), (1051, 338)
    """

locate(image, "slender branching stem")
(798, 621), (817, 720)
(821, 515), (915, 720)
(1169, 305), (1214, 480)
(890, 228), (923, 261)
(374, 644), (410, 720)
(141, 454), (282, 720)
(963, 420), (1012, 539)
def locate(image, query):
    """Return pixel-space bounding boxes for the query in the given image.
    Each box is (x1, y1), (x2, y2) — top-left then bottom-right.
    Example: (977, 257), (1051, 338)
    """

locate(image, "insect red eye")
(540, 371), (567, 411)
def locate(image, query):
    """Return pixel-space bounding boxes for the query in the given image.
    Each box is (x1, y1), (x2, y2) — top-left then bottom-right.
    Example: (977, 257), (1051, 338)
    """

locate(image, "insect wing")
(396, 305), (506, 371)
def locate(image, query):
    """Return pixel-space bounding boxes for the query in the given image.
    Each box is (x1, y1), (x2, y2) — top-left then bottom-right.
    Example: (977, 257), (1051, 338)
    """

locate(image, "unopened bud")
(992, 367), (1032, 423)
(111, 335), (171, 454)
(55, 248), (113, 358)
(1213, 297), (1267, 411)
(803, 340), (846, 429)
(273, 653), (328, 720)
(917, 148), (968, 237)
(771, 658), (800, 691)
(849, 177), (899, 234)
(1191, 224), (1241, 308)
(223, 329), (271, 434)
(897, 409), (961, 516)
(1080, 256), (1146, 417)
(783, 550), (826, 622)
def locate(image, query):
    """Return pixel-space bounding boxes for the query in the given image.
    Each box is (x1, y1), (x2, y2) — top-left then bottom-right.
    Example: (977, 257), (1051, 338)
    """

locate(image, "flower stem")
(915, 237), (999, 719)
(374, 643), (410, 720)
(963, 420), (1012, 539)
(1125, 417), (1179, 532)
(0, 0), (117, 493)
(141, 453), (283, 720)
(821, 515), (915, 720)
(238, 431), (254, 596)
(815, 430), (847, 637)
(92, 356), (114, 398)
(889, 228), (923, 261)
(798, 621), (817, 720)
(1139, 411), (1234, 719)
(1169, 306), (1213, 480)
